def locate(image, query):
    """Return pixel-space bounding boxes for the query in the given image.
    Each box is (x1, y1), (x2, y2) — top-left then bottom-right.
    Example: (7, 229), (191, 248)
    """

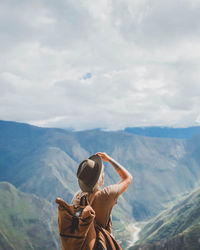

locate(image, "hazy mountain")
(124, 126), (200, 139)
(130, 186), (200, 250)
(1, 120), (200, 222)
(0, 182), (59, 250)
(0, 121), (83, 202)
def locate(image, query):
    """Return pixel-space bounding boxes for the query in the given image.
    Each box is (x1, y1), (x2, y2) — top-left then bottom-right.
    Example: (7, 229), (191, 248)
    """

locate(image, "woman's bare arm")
(96, 152), (133, 194)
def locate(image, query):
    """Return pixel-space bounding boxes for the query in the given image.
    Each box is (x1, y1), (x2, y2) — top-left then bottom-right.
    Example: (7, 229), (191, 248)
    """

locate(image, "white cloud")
(1, 0), (200, 130)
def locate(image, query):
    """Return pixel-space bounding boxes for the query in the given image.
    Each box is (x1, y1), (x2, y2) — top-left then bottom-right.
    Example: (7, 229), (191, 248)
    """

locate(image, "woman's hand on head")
(96, 152), (110, 162)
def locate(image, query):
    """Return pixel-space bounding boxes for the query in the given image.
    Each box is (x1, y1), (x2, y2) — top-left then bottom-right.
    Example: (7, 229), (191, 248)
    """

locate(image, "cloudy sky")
(1, 0), (200, 130)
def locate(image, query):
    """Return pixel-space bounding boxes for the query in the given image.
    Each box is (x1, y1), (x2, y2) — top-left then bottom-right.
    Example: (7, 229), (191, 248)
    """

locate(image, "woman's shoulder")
(72, 184), (120, 205)
(97, 184), (120, 201)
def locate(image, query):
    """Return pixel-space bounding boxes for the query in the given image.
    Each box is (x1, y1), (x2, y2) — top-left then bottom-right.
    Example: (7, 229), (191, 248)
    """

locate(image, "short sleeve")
(102, 184), (120, 204)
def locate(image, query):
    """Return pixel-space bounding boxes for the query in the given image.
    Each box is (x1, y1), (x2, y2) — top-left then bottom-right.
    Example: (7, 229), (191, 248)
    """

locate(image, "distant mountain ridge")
(2, 119), (200, 139)
(124, 126), (200, 139)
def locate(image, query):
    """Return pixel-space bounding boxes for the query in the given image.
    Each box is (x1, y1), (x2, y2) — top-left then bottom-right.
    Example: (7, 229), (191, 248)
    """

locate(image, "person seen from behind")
(72, 152), (133, 249)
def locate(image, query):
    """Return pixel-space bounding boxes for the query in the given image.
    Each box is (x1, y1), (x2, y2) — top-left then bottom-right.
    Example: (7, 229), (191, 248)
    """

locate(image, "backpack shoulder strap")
(77, 190), (100, 207)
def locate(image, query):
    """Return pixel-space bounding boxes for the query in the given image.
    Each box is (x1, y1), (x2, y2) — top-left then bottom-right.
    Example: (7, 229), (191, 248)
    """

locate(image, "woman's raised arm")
(96, 152), (133, 194)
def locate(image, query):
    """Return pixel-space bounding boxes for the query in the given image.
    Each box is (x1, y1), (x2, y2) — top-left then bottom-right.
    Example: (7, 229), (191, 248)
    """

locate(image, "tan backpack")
(55, 193), (97, 250)
(55, 193), (122, 250)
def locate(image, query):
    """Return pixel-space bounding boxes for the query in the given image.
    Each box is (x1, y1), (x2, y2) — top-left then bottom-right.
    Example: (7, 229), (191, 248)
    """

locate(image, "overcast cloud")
(1, 0), (200, 130)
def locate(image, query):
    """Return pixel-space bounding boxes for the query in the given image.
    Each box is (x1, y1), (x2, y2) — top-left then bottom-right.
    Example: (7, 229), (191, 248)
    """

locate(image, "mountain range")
(1, 120), (200, 249)
(124, 126), (200, 139)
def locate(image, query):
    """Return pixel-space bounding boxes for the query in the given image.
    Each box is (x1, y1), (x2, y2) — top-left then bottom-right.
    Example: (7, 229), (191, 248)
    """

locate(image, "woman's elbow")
(128, 174), (133, 183)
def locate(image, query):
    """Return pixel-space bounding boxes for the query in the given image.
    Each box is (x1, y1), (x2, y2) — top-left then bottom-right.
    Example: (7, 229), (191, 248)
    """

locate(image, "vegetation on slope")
(130, 186), (200, 250)
(0, 182), (59, 250)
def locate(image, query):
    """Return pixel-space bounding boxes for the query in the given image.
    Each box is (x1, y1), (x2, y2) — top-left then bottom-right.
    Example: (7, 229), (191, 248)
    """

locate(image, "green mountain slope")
(130, 186), (200, 250)
(13, 146), (79, 203)
(0, 182), (59, 250)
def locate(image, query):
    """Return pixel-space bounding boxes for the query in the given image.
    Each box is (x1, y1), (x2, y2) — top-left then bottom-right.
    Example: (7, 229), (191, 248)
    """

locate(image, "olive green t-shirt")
(72, 184), (120, 233)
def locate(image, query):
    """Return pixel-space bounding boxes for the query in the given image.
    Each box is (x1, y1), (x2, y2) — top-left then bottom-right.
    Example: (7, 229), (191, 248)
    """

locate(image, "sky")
(1, 0), (200, 130)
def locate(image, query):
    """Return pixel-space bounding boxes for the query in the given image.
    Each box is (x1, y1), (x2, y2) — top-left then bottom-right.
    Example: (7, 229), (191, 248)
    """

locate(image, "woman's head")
(77, 154), (103, 192)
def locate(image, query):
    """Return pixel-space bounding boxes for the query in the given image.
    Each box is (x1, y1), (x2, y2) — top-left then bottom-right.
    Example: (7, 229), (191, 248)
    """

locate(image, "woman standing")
(72, 152), (133, 249)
